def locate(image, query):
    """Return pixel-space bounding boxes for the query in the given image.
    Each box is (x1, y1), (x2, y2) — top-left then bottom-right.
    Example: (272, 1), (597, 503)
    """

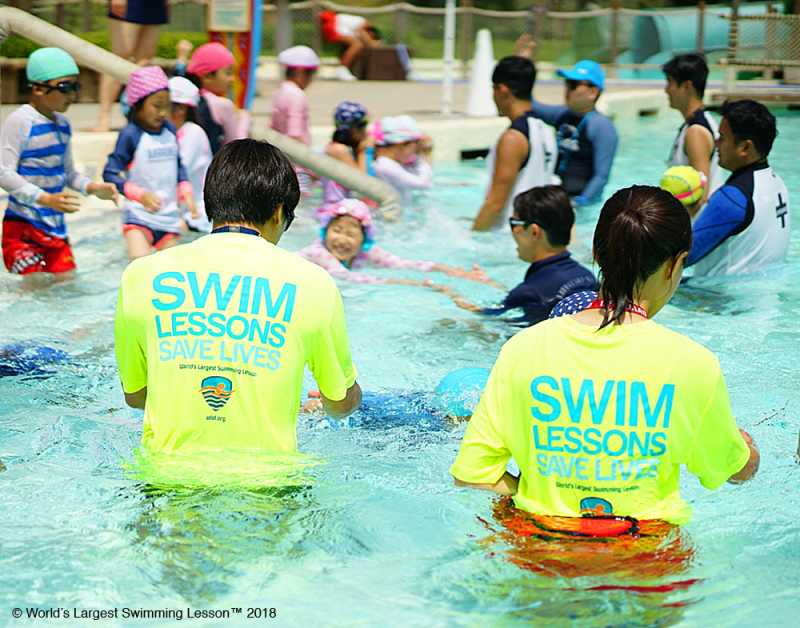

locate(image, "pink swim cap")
(126, 65), (169, 107)
(187, 42), (235, 77)
(318, 199), (376, 242)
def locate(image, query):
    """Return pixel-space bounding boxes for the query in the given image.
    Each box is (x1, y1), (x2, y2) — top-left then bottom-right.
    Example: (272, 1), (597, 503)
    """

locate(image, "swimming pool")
(1, 109), (797, 626)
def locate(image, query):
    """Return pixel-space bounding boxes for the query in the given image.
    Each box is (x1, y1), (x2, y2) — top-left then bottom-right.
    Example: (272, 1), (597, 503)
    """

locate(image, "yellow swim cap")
(660, 166), (707, 207)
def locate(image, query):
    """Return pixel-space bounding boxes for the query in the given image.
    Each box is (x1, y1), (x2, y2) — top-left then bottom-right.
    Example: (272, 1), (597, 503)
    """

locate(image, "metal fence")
(7, 1), (800, 81)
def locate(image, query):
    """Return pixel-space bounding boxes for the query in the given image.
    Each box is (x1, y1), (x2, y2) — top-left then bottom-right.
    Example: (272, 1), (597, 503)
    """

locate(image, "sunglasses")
(565, 80), (593, 91)
(31, 80), (82, 94)
(509, 217), (534, 230)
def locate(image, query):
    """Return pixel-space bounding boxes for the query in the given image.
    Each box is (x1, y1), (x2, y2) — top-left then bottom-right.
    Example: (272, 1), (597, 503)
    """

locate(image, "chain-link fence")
(4, 0), (800, 80)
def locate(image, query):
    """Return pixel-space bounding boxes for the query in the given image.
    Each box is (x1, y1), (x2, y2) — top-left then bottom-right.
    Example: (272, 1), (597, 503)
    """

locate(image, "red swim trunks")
(122, 223), (180, 250)
(2, 218), (76, 275)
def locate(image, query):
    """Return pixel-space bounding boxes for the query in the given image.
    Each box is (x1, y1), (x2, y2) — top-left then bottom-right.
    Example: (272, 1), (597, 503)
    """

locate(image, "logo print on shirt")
(776, 193), (788, 228)
(200, 376), (233, 410)
(580, 497), (614, 516)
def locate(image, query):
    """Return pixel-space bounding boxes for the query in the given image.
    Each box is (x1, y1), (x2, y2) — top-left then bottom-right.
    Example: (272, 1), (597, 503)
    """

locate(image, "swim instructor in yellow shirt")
(115, 139), (361, 455)
(451, 185), (759, 527)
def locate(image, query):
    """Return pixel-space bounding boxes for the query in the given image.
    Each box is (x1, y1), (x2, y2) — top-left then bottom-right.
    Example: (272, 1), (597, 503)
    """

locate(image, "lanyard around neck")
(211, 225), (261, 237)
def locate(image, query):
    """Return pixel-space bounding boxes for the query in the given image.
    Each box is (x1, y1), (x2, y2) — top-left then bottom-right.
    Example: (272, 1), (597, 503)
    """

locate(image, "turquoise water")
(1, 110), (798, 626)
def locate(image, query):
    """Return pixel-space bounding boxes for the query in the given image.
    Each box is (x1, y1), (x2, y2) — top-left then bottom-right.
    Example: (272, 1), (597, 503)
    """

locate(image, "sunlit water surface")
(1, 110), (798, 626)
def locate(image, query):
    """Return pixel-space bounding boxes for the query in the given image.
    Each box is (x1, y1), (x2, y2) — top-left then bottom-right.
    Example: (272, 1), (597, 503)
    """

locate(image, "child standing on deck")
(270, 46), (321, 194)
(169, 76), (213, 233)
(0, 48), (118, 280)
(186, 42), (251, 154)
(103, 66), (196, 260)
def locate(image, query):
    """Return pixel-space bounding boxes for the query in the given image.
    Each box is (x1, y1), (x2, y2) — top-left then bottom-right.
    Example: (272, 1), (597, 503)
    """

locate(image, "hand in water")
(140, 192), (162, 212)
(302, 390), (324, 414)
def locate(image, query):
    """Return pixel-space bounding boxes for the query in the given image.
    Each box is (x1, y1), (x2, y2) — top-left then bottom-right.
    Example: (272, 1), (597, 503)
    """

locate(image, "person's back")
(452, 185), (758, 526)
(117, 231), (349, 453)
(461, 314), (743, 523)
(687, 99), (789, 277)
(115, 140), (360, 456)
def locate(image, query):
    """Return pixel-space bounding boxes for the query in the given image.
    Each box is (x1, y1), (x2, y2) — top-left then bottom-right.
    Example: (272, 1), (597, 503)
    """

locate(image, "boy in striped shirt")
(0, 48), (117, 279)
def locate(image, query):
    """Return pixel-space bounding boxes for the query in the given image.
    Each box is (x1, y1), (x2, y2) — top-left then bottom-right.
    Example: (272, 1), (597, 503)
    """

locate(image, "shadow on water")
(125, 483), (322, 603)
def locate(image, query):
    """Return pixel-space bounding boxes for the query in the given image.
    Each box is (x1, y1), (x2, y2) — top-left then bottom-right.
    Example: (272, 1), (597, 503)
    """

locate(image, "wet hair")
(492, 56), (536, 100)
(720, 99), (777, 158)
(662, 54), (708, 98)
(204, 139), (300, 227)
(593, 185), (691, 329)
(512, 185), (574, 247)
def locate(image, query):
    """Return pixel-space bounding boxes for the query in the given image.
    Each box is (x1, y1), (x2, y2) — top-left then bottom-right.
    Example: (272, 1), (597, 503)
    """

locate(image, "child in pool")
(298, 199), (490, 285)
(168, 76), (213, 232)
(372, 116), (433, 207)
(0, 47), (118, 280)
(186, 42), (251, 154)
(321, 101), (374, 207)
(103, 66), (197, 259)
(303, 367), (490, 424)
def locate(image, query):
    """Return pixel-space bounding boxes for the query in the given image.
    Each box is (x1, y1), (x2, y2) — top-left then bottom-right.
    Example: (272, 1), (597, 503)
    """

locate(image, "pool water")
(1, 110), (798, 626)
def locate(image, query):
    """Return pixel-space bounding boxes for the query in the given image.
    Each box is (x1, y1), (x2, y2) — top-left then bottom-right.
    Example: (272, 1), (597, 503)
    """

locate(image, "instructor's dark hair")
(513, 185), (574, 247)
(492, 56), (536, 100)
(205, 139), (300, 227)
(720, 99), (777, 158)
(662, 54), (708, 98)
(593, 185), (691, 329)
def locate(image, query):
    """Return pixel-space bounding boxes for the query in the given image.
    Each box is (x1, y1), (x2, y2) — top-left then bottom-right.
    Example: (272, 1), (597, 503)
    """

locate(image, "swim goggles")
(30, 80), (82, 94)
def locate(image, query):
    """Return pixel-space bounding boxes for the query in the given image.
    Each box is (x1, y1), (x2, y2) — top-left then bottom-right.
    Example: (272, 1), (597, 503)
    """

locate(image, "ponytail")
(593, 185), (691, 329)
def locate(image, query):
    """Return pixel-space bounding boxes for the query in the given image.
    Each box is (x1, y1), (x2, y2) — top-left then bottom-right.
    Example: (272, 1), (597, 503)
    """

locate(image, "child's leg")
(124, 228), (153, 259)
(154, 234), (181, 252)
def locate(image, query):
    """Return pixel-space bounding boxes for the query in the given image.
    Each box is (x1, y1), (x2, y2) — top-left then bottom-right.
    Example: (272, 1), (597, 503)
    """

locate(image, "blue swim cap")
(434, 367), (490, 418)
(26, 47), (79, 83)
(334, 101), (368, 129)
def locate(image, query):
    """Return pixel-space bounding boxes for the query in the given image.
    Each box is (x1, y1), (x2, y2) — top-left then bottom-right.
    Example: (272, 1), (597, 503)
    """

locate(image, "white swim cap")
(168, 76), (199, 107)
(278, 46), (321, 69)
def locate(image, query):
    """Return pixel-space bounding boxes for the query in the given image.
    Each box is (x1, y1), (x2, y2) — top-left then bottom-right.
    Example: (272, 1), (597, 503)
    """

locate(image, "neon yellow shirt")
(115, 232), (357, 456)
(450, 316), (749, 524)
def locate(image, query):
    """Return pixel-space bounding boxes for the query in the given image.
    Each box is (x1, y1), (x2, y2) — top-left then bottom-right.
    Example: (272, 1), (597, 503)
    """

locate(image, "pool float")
(483, 496), (696, 585)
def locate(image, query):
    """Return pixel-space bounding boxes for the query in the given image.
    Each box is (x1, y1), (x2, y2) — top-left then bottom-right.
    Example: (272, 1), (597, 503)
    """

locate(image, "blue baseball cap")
(557, 59), (605, 90)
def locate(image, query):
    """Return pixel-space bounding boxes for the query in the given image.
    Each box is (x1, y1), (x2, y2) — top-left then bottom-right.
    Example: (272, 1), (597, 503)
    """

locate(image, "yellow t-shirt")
(114, 232), (357, 456)
(450, 316), (749, 524)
